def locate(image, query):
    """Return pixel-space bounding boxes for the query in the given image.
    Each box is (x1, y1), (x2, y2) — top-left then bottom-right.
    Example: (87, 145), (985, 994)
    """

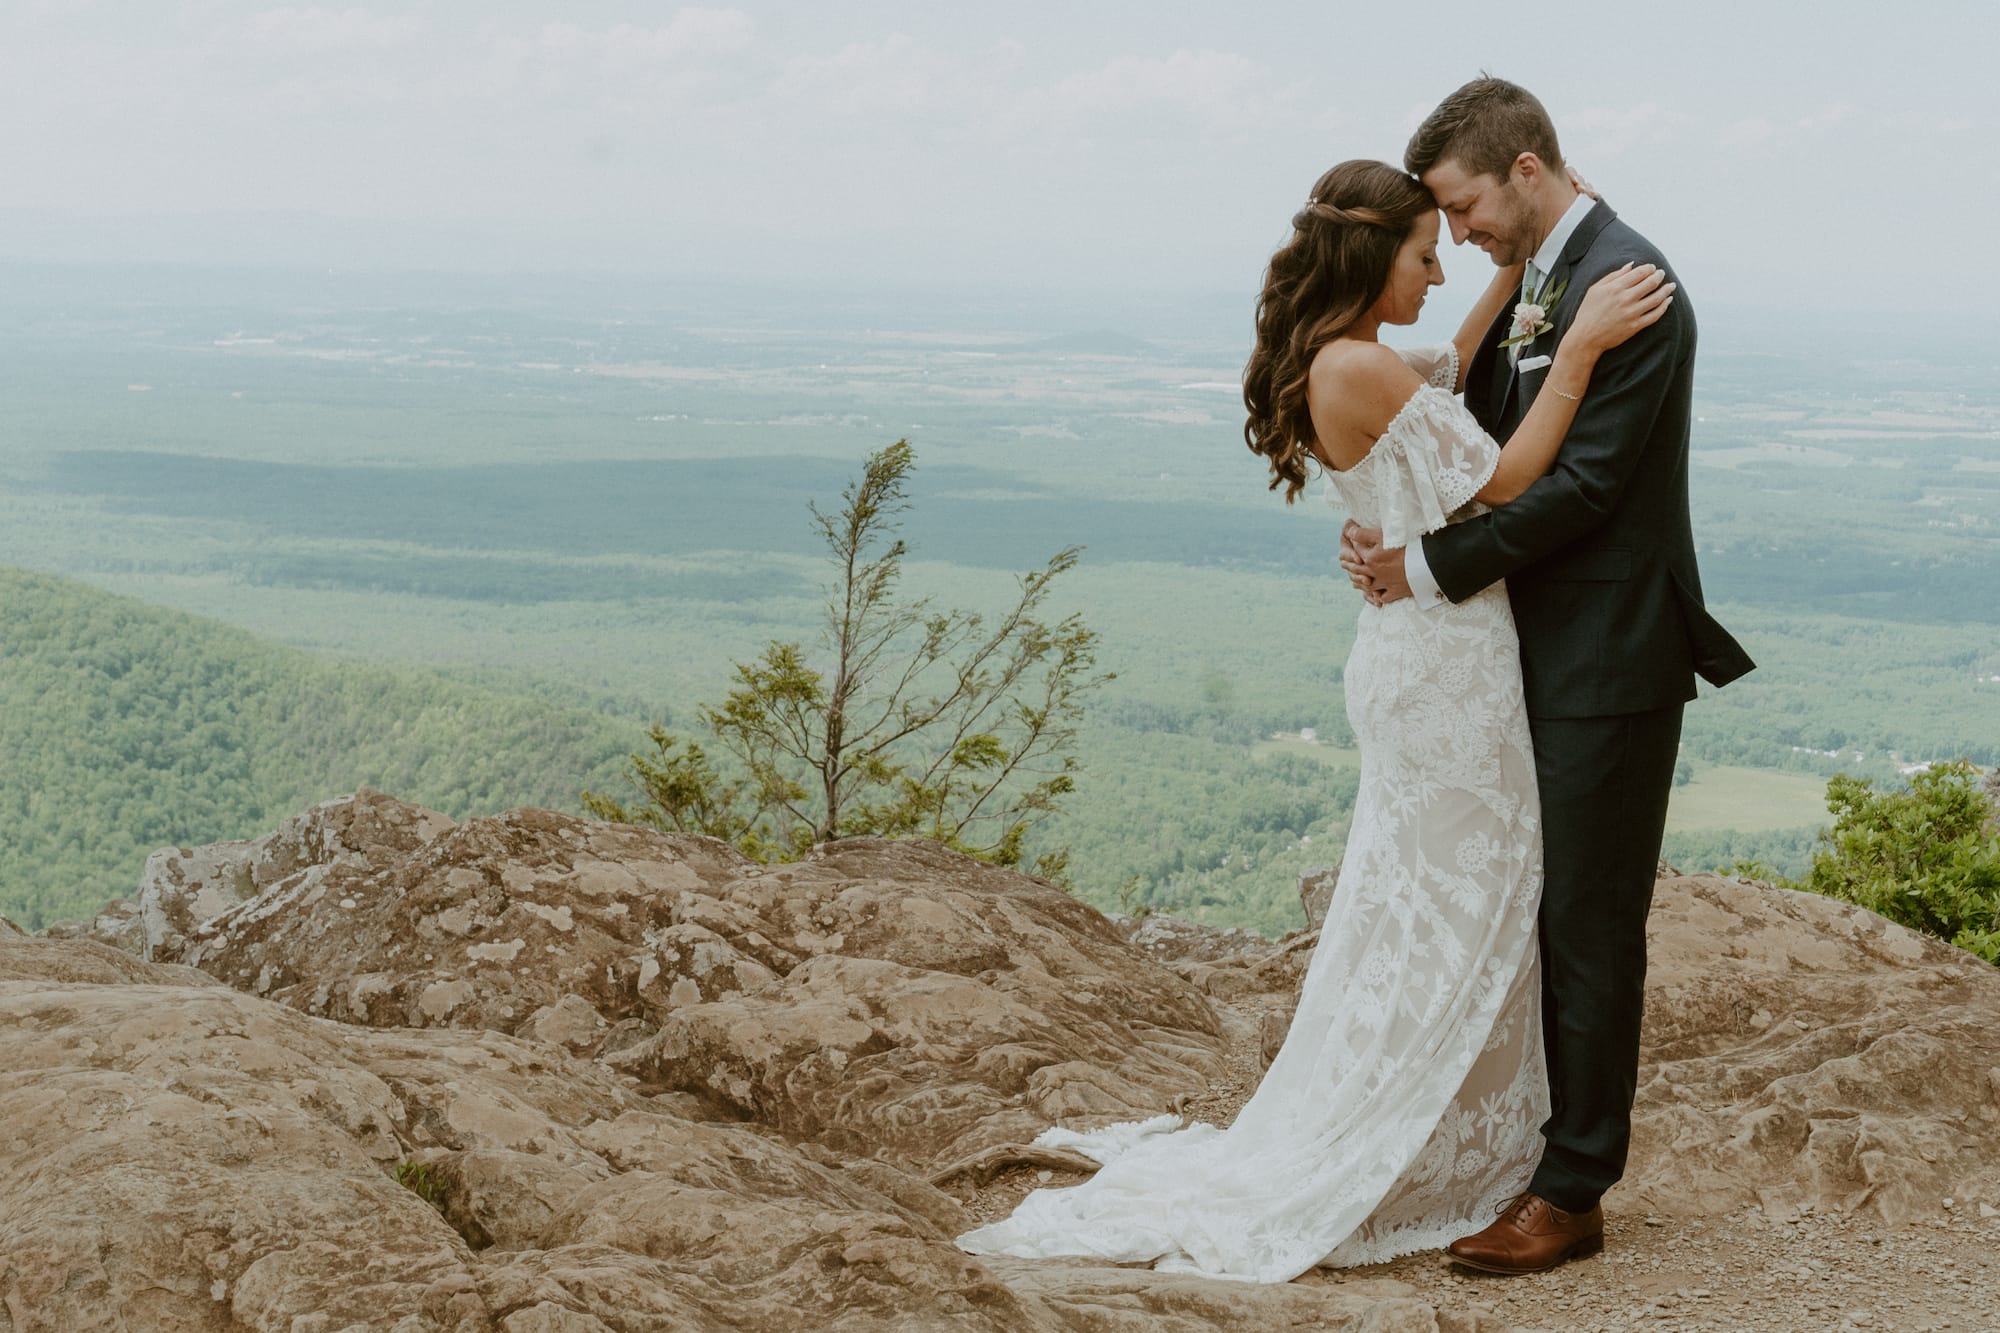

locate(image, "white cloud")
(1719, 103), (1856, 153)
(1793, 102), (1852, 133)
(0, 2), (1995, 310)
(1046, 49), (1262, 117)
(243, 6), (426, 53)
(535, 9), (755, 73)
(1564, 102), (1694, 161)
(772, 34), (1017, 120)
(766, 40), (1298, 146)
(1719, 116), (1778, 151)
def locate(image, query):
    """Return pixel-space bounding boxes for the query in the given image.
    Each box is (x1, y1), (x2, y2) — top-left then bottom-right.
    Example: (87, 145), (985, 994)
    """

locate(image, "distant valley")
(1, 264), (1993, 934)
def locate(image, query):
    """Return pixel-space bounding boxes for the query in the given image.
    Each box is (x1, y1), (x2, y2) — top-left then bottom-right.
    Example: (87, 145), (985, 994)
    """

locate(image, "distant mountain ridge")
(0, 566), (633, 928)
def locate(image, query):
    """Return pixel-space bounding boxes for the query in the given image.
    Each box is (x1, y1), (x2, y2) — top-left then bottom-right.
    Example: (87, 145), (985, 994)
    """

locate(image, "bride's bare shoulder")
(1310, 337), (1400, 377)
(1309, 339), (1428, 434)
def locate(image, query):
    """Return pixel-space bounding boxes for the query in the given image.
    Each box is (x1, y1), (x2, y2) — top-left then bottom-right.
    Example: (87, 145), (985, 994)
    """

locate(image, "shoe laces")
(1494, 1191), (1539, 1222)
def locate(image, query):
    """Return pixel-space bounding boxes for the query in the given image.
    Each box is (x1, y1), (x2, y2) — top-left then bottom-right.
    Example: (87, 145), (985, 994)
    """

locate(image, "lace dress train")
(954, 344), (1549, 1282)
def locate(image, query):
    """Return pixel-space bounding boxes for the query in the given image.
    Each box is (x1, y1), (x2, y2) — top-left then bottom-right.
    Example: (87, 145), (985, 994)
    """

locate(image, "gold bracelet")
(1550, 386), (1582, 402)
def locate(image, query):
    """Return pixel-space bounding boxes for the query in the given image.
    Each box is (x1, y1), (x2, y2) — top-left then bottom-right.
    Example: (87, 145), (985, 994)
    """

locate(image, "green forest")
(0, 567), (632, 929)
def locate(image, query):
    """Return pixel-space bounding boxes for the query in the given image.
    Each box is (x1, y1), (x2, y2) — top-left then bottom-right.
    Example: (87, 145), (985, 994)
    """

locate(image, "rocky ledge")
(3, 788), (1996, 1330)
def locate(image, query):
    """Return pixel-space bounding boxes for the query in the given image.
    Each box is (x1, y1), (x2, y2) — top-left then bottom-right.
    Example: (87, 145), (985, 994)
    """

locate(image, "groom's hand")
(1339, 521), (1411, 606)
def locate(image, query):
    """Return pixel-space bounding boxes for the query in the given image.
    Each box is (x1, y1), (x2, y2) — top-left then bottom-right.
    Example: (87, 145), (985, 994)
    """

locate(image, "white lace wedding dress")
(955, 344), (1549, 1282)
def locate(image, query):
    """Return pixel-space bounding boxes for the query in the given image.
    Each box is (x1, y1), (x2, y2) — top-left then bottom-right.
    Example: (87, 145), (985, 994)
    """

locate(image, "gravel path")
(956, 990), (2000, 1331)
(1317, 1206), (2000, 1331)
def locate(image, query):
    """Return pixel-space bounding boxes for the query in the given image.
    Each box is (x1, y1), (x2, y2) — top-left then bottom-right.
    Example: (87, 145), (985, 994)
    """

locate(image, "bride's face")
(1372, 209), (1445, 326)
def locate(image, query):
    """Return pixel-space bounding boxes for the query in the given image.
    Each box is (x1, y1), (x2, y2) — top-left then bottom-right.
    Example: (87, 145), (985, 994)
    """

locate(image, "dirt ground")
(950, 991), (2000, 1333)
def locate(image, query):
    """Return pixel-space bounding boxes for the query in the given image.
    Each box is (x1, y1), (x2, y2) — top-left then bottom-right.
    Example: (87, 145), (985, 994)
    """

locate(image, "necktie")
(1512, 261), (1541, 366)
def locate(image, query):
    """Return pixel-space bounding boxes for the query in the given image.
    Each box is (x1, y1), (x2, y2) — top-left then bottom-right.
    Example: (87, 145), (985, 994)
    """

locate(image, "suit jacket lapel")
(1537, 201), (1619, 345)
(1507, 200), (1621, 429)
(1555, 199), (1617, 278)
(1498, 307), (1525, 429)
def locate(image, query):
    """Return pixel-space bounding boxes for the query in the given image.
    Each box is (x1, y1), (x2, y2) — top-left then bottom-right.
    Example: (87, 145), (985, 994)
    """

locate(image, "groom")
(1341, 77), (1755, 1273)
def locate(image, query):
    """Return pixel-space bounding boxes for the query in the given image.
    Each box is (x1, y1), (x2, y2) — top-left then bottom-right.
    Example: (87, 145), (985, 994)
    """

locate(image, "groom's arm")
(1403, 541), (1451, 609)
(1419, 265), (1691, 603)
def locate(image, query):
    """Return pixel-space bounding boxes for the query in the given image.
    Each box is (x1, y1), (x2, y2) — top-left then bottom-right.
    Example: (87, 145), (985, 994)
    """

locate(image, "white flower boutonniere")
(1501, 275), (1568, 350)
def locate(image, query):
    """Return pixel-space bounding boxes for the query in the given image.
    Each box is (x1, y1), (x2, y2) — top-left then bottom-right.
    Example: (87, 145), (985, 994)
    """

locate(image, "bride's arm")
(1472, 263), (1674, 505)
(1451, 261), (1525, 393)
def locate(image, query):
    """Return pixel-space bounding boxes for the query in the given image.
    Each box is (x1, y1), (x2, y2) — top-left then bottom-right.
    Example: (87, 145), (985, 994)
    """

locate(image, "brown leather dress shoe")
(1445, 1192), (1604, 1275)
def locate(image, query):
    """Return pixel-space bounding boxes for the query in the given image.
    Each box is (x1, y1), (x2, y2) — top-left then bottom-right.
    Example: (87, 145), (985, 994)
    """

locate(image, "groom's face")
(1422, 158), (1538, 266)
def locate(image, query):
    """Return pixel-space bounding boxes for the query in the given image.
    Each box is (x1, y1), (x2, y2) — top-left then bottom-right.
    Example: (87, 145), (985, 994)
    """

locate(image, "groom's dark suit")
(1419, 200), (1755, 1212)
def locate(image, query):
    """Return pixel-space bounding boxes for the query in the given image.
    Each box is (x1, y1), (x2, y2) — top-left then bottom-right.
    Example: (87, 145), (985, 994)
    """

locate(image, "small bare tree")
(584, 440), (1109, 876)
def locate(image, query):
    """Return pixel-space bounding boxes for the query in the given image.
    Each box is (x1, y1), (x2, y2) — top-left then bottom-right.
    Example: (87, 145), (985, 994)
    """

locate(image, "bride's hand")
(1565, 263), (1674, 359)
(1566, 164), (1600, 200)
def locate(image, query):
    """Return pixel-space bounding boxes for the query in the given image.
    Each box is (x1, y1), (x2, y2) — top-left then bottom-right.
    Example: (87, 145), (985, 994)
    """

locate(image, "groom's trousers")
(1523, 702), (1685, 1214)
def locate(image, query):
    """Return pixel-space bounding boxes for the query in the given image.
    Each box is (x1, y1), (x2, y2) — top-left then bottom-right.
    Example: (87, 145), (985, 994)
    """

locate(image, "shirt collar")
(1529, 190), (1595, 277)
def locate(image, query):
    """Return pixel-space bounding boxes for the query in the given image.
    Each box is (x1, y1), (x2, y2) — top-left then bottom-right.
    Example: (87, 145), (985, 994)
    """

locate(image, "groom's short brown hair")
(1405, 77), (1564, 181)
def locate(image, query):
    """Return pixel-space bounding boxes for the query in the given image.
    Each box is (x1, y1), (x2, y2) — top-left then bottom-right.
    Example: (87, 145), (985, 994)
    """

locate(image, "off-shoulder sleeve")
(1371, 384), (1501, 550)
(1392, 342), (1460, 393)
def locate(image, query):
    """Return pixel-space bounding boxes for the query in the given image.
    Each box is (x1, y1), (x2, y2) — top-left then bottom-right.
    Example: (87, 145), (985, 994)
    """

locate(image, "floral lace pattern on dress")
(954, 345), (1549, 1281)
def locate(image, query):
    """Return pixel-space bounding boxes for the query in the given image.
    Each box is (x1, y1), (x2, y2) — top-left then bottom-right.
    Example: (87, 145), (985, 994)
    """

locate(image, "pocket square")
(1517, 354), (1552, 373)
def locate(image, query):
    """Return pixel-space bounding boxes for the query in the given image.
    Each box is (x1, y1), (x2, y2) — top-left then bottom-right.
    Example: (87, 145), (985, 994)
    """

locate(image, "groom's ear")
(1511, 152), (1547, 188)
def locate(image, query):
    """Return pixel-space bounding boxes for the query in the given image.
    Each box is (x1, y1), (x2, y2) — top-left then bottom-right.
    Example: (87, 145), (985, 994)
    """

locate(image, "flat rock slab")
(0, 934), (1507, 1330)
(1614, 874), (2000, 1224)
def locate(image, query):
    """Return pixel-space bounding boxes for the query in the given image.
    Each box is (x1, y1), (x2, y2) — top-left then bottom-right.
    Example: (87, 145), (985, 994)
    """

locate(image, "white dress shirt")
(1403, 190), (1596, 610)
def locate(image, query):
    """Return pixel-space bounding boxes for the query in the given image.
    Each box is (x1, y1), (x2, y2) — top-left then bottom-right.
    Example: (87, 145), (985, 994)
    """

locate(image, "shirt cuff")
(1404, 536), (1451, 610)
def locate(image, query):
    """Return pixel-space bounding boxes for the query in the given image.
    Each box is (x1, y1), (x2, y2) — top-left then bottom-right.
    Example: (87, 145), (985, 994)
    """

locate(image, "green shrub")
(1789, 759), (2000, 964)
(585, 441), (1108, 876)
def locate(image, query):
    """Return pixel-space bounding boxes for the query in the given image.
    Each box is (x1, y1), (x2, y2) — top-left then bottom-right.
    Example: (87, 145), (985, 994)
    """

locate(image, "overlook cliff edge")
(4, 788), (1997, 1331)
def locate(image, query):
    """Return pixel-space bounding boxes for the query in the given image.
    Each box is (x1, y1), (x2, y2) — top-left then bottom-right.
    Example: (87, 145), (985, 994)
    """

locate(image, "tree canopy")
(0, 566), (632, 929)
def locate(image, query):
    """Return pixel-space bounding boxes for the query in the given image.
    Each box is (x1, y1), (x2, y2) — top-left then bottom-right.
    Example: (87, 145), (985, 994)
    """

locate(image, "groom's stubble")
(1485, 172), (1575, 268)
(1422, 156), (1579, 269)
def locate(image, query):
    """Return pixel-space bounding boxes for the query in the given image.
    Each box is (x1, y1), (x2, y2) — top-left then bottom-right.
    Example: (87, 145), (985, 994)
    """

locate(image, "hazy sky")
(3, 1), (1994, 322)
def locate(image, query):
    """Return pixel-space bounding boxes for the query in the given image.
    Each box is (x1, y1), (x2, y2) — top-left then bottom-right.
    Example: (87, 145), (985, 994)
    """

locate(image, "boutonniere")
(1500, 275), (1568, 349)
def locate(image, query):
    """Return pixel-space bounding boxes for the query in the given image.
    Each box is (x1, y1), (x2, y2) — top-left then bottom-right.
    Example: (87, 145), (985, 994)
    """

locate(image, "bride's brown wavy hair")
(1243, 160), (1436, 502)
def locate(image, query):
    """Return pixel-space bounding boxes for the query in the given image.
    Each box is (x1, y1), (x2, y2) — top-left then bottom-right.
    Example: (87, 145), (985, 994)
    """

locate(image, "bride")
(954, 160), (1672, 1282)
